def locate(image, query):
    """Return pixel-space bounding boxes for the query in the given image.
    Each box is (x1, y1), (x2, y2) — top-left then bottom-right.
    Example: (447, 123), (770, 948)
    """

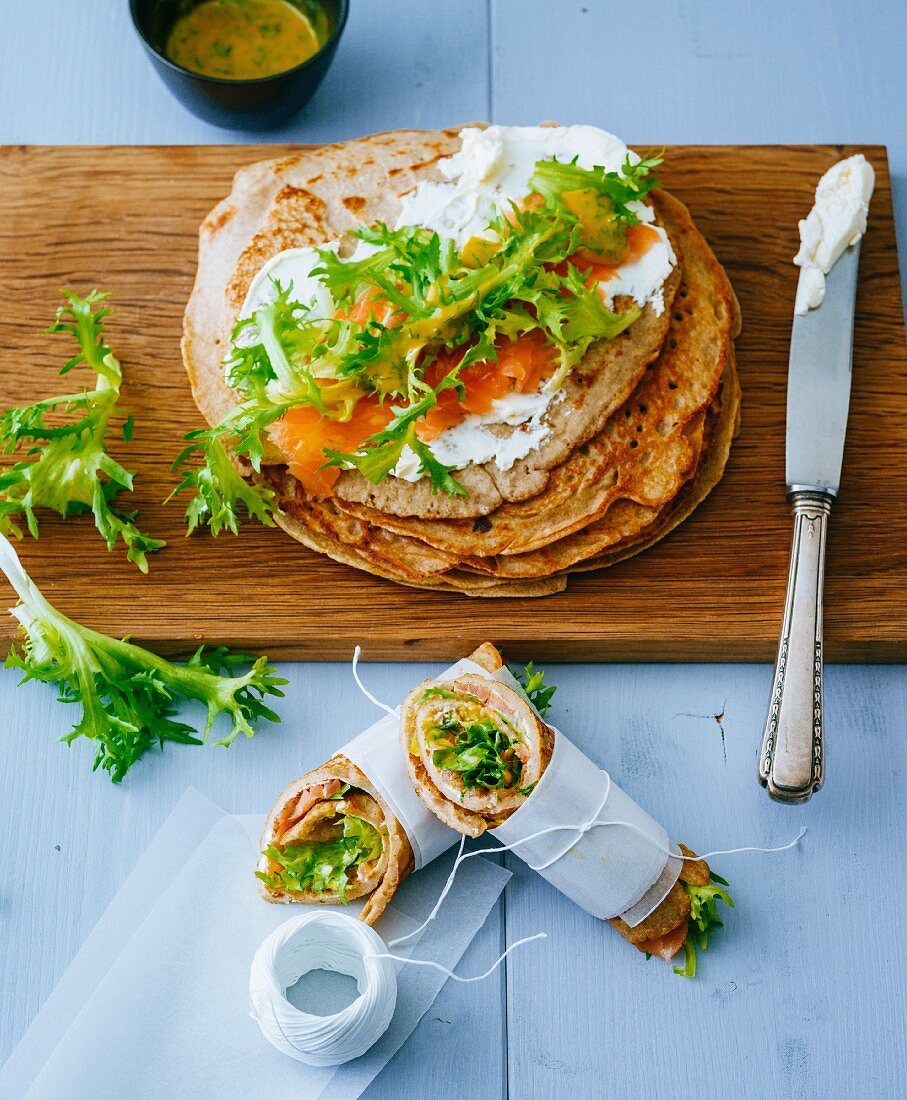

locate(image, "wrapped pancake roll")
(401, 656), (733, 973)
(257, 643), (505, 925)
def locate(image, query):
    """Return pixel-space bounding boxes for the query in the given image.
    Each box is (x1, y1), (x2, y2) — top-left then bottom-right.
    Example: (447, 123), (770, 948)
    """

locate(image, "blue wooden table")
(1, 3), (906, 1098)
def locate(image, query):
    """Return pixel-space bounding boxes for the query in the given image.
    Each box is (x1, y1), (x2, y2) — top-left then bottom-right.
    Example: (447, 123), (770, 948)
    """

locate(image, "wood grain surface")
(0, 143), (903, 662)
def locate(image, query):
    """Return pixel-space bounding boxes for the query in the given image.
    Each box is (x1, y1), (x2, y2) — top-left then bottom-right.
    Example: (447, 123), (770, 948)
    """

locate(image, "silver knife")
(758, 242), (861, 803)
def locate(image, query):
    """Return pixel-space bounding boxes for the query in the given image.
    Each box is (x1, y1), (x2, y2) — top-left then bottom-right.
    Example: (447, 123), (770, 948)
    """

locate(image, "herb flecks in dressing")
(166, 0), (322, 80)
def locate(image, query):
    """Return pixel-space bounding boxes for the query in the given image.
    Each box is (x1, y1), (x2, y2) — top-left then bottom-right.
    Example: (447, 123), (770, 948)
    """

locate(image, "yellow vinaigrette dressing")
(166, 0), (322, 80)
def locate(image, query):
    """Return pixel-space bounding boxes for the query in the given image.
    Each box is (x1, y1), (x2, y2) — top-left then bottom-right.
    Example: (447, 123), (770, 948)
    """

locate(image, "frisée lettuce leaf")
(0, 290), (164, 572)
(673, 873), (735, 978)
(169, 422), (279, 537)
(511, 661), (557, 717)
(0, 532), (286, 782)
(256, 815), (383, 900)
(431, 717), (523, 791)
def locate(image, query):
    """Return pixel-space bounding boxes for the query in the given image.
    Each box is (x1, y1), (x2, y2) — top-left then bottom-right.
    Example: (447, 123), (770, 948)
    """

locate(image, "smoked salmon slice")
(268, 399), (393, 498)
(635, 917), (689, 961)
(269, 332), (558, 485)
(416, 335), (556, 441)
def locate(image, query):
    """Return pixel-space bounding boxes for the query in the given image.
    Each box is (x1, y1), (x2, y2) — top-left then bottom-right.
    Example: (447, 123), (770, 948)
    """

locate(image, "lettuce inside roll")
(256, 755), (414, 925)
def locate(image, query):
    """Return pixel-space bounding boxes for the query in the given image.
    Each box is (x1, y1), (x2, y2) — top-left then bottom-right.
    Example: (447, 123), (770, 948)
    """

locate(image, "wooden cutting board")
(0, 144), (904, 662)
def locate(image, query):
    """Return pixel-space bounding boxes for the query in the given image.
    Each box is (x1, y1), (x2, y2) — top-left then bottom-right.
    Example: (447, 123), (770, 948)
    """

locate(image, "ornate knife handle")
(758, 490), (832, 803)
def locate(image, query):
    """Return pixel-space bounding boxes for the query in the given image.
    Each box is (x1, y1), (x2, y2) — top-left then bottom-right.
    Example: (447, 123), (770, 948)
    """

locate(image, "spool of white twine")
(249, 910), (397, 1066)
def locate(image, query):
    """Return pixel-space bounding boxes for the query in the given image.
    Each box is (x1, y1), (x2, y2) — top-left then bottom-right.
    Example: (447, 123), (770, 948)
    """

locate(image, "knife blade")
(786, 243), (861, 495)
(758, 242), (862, 803)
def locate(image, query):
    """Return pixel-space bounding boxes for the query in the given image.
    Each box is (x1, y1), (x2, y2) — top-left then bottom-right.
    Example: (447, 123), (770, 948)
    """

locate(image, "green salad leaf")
(169, 425), (278, 537)
(529, 150), (664, 226)
(419, 686), (468, 703)
(322, 373), (468, 495)
(0, 532), (286, 782)
(673, 873), (735, 978)
(511, 661), (557, 717)
(687, 880), (735, 950)
(671, 940), (697, 979)
(256, 815), (383, 900)
(0, 290), (164, 572)
(432, 717), (522, 791)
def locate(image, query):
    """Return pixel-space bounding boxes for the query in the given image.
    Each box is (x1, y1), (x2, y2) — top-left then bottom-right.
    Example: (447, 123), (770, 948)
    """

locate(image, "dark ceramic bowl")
(129, 0), (349, 130)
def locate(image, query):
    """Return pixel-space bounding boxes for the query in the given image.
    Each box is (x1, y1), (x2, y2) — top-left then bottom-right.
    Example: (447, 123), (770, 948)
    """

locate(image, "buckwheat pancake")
(181, 125), (741, 595)
(459, 355), (740, 581)
(185, 128), (465, 433)
(561, 353), (741, 576)
(271, 356), (736, 593)
(331, 269), (679, 519)
(261, 192), (739, 586)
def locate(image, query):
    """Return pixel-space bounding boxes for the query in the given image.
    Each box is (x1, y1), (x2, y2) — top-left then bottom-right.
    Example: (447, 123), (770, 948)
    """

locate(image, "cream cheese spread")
(599, 220), (675, 316)
(793, 154), (875, 315)
(398, 125), (631, 245)
(243, 242), (338, 320)
(398, 125), (675, 315)
(392, 389), (561, 482)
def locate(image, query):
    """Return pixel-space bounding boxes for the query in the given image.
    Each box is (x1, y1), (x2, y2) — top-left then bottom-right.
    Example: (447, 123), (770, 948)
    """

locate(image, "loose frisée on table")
(0, 533), (285, 781)
(0, 290), (164, 572)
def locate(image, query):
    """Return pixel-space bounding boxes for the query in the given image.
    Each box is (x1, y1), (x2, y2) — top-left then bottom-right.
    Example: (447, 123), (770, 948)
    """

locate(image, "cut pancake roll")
(401, 671), (555, 837)
(256, 755), (414, 926)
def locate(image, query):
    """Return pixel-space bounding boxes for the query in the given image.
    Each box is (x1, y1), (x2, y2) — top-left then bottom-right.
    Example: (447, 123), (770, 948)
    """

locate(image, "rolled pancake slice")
(257, 755), (414, 925)
(402, 650), (720, 965)
(401, 673), (555, 838)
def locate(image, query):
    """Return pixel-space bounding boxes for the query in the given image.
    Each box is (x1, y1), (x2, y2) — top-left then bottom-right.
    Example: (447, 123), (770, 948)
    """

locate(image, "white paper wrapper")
(342, 656), (490, 868)
(375, 657), (680, 926)
(0, 788), (510, 1100)
(491, 732), (681, 923)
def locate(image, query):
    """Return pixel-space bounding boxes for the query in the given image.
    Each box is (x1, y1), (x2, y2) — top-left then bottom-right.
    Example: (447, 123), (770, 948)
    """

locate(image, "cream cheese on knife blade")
(793, 154), (875, 315)
(240, 125), (676, 482)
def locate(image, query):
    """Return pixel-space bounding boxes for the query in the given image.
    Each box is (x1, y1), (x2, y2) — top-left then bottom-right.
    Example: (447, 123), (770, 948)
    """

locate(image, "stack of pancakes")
(184, 127), (741, 596)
